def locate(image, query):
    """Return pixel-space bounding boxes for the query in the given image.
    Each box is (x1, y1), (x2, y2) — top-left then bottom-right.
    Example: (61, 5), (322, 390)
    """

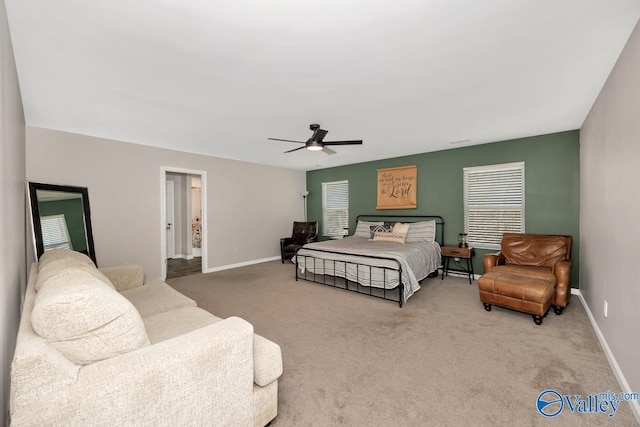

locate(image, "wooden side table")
(441, 246), (475, 284)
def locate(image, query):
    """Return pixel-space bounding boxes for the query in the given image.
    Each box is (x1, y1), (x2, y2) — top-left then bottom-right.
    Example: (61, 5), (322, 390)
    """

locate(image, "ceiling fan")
(268, 124), (363, 155)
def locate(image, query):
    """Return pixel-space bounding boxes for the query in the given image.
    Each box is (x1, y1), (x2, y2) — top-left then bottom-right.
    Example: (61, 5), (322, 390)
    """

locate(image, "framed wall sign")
(376, 165), (417, 209)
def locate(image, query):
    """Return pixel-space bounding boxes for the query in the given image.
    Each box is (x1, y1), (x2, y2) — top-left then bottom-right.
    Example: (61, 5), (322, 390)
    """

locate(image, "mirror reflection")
(28, 182), (97, 265)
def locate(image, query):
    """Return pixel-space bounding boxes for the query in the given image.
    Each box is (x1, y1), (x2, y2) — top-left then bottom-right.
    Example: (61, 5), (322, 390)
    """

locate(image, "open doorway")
(160, 167), (207, 280)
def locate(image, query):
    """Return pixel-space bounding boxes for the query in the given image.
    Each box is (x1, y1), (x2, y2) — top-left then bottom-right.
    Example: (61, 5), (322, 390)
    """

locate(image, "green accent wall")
(38, 198), (88, 252)
(306, 130), (580, 287)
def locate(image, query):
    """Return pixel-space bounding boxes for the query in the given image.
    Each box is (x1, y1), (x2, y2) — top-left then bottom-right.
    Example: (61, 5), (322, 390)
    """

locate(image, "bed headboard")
(354, 214), (445, 246)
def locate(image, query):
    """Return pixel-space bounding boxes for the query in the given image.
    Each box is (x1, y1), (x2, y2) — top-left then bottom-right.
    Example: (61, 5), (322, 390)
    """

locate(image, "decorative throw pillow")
(405, 220), (437, 243)
(31, 270), (150, 365)
(369, 224), (391, 239)
(354, 221), (384, 238)
(392, 222), (410, 236)
(372, 231), (407, 244)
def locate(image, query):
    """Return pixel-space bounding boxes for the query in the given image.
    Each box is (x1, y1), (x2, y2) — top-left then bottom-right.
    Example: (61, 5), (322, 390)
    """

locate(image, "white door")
(165, 180), (175, 259)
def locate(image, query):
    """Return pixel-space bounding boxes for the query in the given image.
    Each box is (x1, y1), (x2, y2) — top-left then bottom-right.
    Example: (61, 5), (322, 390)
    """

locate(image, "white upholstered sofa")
(10, 249), (282, 426)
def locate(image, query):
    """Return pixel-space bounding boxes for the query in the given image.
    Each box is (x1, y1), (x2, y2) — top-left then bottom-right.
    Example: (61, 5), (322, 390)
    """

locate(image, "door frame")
(160, 166), (207, 280)
(165, 179), (175, 260)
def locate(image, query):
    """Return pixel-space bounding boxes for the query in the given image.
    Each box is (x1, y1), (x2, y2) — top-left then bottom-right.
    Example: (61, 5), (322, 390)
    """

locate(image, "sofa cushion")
(99, 265), (145, 292)
(31, 270), (150, 365)
(37, 259), (114, 292)
(119, 278), (197, 318)
(38, 248), (95, 269)
(143, 306), (223, 344)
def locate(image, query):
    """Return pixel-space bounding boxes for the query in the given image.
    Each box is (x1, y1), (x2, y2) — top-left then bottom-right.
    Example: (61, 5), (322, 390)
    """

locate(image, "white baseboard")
(441, 270), (480, 280)
(571, 288), (640, 423)
(204, 256), (280, 274)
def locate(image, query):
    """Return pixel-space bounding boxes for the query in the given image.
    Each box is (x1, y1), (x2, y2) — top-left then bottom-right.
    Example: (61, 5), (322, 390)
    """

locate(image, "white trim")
(160, 166), (208, 280)
(571, 288), (640, 424)
(204, 256), (280, 273)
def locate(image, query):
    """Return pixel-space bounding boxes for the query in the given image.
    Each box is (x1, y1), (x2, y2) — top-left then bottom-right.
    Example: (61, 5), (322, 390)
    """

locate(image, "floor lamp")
(302, 191), (309, 221)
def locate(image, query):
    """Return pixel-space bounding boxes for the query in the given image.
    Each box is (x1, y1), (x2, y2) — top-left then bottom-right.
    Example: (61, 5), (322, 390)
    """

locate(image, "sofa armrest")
(253, 334), (283, 387)
(553, 260), (572, 308)
(99, 265), (145, 292)
(483, 252), (505, 273)
(12, 317), (256, 426)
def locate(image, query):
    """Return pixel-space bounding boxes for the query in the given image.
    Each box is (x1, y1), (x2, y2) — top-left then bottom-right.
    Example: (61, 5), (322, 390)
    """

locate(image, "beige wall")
(580, 20), (640, 418)
(26, 127), (306, 277)
(0, 0), (26, 422)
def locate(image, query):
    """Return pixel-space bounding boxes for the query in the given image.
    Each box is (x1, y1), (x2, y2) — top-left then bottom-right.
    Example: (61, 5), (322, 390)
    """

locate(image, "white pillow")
(405, 220), (436, 243)
(354, 221), (384, 238)
(31, 270), (149, 365)
(392, 222), (410, 235)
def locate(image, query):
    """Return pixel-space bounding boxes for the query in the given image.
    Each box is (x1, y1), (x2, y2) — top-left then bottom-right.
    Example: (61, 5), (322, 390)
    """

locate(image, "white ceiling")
(6, 1), (640, 171)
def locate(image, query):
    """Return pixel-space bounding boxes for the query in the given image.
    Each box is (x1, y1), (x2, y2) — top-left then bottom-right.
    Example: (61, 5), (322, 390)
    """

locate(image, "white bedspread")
(295, 237), (441, 302)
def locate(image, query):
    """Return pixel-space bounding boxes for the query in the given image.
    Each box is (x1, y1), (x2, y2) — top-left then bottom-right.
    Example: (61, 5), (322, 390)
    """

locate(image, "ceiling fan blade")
(322, 140), (363, 146)
(268, 137), (305, 144)
(312, 129), (329, 142)
(323, 147), (337, 155)
(284, 146), (306, 153)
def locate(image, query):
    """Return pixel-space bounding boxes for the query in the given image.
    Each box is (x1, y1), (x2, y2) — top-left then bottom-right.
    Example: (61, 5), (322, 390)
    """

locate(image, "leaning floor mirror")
(28, 182), (97, 266)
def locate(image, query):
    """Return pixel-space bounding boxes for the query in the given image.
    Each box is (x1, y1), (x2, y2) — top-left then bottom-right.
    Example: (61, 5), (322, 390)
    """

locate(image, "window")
(40, 214), (73, 251)
(463, 162), (525, 250)
(322, 180), (349, 237)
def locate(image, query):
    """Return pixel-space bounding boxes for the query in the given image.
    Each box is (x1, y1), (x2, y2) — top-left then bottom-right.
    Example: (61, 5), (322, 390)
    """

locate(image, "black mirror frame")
(28, 182), (97, 266)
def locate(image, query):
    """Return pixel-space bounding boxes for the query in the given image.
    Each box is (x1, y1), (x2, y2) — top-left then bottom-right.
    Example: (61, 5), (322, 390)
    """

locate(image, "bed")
(294, 215), (444, 307)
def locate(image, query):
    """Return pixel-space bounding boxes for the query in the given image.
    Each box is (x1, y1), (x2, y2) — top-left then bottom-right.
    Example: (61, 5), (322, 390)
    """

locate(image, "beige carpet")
(168, 261), (638, 426)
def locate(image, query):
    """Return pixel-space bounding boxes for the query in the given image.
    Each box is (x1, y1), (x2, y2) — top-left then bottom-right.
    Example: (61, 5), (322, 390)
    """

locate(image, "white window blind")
(464, 162), (525, 249)
(41, 214), (73, 251)
(322, 180), (349, 237)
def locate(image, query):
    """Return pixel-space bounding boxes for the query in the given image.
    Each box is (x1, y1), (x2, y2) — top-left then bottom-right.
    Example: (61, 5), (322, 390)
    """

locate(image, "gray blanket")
(295, 237), (441, 302)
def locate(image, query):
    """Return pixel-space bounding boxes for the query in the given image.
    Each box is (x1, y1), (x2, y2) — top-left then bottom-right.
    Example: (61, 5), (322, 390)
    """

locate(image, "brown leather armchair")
(478, 233), (572, 325)
(280, 222), (318, 263)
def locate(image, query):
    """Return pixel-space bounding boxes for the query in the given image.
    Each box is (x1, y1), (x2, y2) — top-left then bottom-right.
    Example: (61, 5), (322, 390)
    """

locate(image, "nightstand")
(441, 246), (475, 284)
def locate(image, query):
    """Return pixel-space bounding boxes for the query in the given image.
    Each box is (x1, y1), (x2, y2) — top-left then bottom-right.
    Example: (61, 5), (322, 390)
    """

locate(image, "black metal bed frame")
(295, 215), (445, 307)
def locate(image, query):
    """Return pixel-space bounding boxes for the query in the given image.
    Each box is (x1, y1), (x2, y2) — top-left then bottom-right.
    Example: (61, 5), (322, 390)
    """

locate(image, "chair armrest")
(483, 252), (505, 273)
(99, 265), (145, 292)
(281, 237), (294, 244)
(21, 317), (256, 426)
(553, 260), (572, 307)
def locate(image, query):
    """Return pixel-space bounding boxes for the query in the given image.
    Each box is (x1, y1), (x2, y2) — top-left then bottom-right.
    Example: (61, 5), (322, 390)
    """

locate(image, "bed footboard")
(295, 249), (406, 307)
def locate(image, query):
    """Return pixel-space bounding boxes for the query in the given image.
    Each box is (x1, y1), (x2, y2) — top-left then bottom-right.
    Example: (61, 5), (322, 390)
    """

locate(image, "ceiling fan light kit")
(268, 123), (363, 155)
(306, 141), (324, 151)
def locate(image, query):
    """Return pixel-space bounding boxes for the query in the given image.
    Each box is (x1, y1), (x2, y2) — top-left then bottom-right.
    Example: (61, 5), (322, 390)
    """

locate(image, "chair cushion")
(291, 221), (318, 244)
(490, 265), (555, 282)
(501, 233), (570, 268)
(31, 270), (150, 365)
